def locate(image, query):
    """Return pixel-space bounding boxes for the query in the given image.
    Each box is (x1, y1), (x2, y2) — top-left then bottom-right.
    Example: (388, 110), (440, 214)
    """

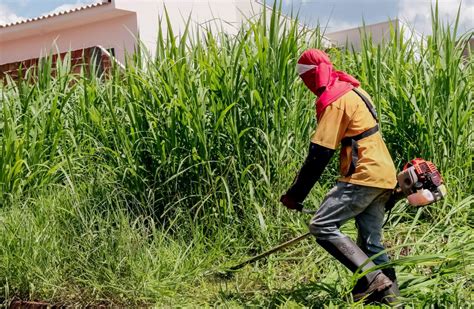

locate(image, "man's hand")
(280, 194), (303, 211)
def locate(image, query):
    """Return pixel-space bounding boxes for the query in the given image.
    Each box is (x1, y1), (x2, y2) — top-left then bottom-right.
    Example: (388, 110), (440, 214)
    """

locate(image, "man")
(280, 49), (400, 304)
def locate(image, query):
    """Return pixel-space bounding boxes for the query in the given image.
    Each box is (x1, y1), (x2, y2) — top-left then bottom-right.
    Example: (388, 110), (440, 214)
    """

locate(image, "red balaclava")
(297, 49), (360, 118)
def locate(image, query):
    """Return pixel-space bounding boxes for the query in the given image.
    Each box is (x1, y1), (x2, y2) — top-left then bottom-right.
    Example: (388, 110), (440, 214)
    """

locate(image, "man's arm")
(280, 142), (335, 210)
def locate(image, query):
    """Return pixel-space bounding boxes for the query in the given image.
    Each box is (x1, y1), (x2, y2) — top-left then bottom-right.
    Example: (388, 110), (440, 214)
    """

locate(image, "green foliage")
(0, 1), (472, 307)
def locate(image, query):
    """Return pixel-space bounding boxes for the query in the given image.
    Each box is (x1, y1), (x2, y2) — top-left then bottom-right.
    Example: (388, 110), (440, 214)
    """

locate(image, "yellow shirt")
(311, 88), (397, 189)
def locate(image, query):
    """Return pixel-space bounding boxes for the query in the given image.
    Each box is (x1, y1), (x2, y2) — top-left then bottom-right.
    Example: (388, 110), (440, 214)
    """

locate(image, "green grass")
(0, 1), (473, 307)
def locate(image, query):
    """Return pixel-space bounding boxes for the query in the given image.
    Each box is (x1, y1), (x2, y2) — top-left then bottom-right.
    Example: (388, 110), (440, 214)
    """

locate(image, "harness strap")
(352, 87), (378, 122)
(341, 124), (379, 146)
(340, 88), (379, 176)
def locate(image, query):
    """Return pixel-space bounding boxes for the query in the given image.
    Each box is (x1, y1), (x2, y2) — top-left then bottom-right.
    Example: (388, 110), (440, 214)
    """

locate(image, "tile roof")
(0, 0), (111, 29)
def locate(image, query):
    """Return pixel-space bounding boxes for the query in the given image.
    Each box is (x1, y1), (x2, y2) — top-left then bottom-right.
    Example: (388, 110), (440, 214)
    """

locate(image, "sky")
(0, 0), (472, 34)
(275, 0), (473, 34)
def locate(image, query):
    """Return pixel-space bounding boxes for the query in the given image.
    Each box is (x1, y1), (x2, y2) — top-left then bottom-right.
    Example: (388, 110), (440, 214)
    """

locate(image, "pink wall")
(0, 13), (138, 65)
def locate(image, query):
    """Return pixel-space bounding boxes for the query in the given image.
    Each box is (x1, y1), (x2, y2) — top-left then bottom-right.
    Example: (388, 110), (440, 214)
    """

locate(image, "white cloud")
(399, 0), (474, 34)
(46, 0), (101, 15)
(0, 4), (26, 26)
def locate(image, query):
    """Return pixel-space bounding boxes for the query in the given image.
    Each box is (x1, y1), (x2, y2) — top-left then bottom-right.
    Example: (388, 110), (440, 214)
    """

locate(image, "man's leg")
(355, 189), (401, 304)
(309, 182), (393, 300)
(355, 190), (391, 265)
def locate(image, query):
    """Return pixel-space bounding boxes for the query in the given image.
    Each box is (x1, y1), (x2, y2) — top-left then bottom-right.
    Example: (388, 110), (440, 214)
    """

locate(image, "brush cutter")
(397, 158), (447, 206)
(222, 158), (446, 277)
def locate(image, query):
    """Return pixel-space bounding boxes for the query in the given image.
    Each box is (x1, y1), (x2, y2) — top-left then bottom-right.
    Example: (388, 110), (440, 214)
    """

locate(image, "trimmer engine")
(397, 158), (447, 206)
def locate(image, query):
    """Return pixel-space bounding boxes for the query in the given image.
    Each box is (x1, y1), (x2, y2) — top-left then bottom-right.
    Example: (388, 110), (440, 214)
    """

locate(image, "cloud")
(399, 0), (474, 34)
(46, 0), (101, 15)
(0, 4), (26, 26)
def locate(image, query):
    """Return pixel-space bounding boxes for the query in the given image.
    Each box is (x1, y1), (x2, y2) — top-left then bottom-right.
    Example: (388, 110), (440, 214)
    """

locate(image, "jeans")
(309, 181), (392, 265)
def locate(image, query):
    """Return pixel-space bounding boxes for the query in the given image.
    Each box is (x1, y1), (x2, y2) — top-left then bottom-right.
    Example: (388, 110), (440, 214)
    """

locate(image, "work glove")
(280, 194), (303, 211)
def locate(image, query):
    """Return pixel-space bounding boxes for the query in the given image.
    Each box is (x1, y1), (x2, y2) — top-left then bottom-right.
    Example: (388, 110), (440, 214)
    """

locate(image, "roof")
(0, 0), (111, 29)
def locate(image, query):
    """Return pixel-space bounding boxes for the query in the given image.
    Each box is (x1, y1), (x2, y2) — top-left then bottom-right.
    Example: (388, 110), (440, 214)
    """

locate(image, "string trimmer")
(218, 158), (446, 278)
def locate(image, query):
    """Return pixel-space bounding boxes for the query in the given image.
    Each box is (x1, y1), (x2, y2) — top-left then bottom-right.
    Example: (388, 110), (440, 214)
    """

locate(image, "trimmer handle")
(385, 187), (405, 211)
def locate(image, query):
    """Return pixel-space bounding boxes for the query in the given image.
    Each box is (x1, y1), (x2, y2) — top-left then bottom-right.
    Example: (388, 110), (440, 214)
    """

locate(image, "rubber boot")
(353, 267), (401, 305)
(351, 277), (378, 304)
(379, 268), (401, 306)
(316, 236), (393, 301)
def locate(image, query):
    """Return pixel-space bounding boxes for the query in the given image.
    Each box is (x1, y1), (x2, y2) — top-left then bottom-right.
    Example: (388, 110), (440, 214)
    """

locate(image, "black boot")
(378, 268), (401, 306)
(316, 237), (393, 301)
(351, 277), (379, 304)
(352, 267), (401, 305)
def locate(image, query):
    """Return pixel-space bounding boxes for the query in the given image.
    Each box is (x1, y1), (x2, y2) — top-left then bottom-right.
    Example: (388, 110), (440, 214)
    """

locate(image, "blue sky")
(0, 0), (472, 34)
(274, 0), (473, 33)
(0, 0), (96, 18)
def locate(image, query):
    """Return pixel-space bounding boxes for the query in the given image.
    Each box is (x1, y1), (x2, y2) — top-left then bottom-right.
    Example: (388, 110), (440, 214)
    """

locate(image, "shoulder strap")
(339, 88), (380, 177)
(352, 88), (378, 122)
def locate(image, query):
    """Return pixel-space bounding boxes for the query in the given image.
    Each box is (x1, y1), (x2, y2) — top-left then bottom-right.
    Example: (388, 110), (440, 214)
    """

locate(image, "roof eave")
(0, 1), (133, 43)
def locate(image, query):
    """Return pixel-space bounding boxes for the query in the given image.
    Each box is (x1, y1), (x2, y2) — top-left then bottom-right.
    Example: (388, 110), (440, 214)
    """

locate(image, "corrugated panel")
(0, 0), (111, 29)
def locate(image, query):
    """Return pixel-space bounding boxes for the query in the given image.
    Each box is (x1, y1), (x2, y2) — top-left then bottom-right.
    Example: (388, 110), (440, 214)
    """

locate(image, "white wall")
(114, 0), (266, 59)
(326, 20), (400, 51)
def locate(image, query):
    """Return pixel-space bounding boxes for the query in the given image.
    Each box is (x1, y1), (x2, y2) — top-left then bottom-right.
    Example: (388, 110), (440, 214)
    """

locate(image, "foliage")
(0, 1), (472, 307)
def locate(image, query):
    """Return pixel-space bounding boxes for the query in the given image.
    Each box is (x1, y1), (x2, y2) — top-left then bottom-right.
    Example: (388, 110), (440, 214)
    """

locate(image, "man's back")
(311, 88), (397, 189)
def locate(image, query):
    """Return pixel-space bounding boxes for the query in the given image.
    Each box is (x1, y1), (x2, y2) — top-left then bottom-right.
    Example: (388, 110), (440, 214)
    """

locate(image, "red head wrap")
(297, 49), (360, 118)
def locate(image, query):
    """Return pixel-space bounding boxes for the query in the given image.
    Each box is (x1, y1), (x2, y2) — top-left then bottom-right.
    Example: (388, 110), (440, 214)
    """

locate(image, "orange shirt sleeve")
(310, 103), (349, 150)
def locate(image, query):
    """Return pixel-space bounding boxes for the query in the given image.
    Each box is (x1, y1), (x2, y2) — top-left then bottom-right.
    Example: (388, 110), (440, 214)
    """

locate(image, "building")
(462, 37), (473, 58)
(0, 0), (269, 76)
(325, 19), (422, 51)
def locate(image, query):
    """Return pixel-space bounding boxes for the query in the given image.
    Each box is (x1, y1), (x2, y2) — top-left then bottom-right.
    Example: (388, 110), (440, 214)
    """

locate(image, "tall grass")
(0, 1), (472, 307)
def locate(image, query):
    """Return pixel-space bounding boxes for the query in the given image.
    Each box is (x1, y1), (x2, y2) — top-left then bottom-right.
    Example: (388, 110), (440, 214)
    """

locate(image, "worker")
(280, 49), (400, 304)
